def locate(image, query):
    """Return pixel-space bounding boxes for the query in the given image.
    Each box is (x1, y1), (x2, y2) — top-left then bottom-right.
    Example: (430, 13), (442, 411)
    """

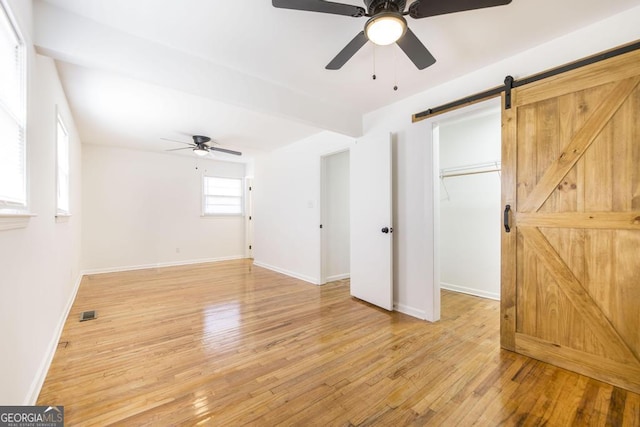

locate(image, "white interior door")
(350, 133), (393, 310)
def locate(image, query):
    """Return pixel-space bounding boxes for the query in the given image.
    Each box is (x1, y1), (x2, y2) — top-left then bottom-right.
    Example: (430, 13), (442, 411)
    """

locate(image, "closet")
(438, 108), (501, 300)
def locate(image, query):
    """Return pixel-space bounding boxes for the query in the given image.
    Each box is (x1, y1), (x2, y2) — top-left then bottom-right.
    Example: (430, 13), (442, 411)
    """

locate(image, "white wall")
(439, 110), (501, 300)
(362, 6), (640, 321)
(0, 0), (83, 404)
(323, 150), (350, 282)
(81, 145), (246, 272)
(253, 131), (355, 284)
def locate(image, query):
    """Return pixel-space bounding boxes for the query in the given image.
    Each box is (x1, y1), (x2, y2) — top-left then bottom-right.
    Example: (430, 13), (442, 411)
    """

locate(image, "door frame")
(429, 97), (502, 321)
(320, 148), (350, 285)
(245, 177), (254, 259)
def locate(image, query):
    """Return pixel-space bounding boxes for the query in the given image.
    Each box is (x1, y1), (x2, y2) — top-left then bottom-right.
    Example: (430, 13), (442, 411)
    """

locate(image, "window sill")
(0, 212), (37, 231)
(55, 213), (71, 223)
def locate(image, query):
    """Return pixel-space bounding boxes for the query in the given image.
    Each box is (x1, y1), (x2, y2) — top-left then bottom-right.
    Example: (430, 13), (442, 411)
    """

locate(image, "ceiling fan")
(162, 135), (242, 157)
(272, 0), (512, 70)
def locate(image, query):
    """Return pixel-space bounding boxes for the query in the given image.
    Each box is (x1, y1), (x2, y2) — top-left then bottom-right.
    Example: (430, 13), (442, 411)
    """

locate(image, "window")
(56, 113), (70, 214)
(203, 176), (243, 215)
(0, 2), (26, 212)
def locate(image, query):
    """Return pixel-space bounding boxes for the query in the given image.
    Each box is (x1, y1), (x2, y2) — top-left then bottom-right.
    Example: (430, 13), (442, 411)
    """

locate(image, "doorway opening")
(432, 98), (501, 319)
(320, 150), (351, 285)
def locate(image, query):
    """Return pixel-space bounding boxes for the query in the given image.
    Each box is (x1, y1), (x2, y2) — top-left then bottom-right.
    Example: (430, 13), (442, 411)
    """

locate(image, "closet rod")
(440, 168), (501, 179)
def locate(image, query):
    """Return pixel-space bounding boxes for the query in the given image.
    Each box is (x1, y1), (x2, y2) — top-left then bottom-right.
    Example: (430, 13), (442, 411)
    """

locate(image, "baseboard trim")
(393, 302), (427, 320)
(25, 272), (83, 405)
(326, 273), (350, 282)
(252, 261), (319, 285)
(81, 255), (245, 276)
(440, 282), (500, 301)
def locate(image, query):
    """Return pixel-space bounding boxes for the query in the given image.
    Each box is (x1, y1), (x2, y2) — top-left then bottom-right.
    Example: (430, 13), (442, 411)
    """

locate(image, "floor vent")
(80, 310), (97, 322)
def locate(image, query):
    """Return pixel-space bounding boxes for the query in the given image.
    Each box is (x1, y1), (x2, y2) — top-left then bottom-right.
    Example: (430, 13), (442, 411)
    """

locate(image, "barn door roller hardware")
(503, 75), (514, 109)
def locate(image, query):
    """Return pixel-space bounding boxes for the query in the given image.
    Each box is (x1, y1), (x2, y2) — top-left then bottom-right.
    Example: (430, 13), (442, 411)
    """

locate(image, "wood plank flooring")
(38, 259), (640, 426)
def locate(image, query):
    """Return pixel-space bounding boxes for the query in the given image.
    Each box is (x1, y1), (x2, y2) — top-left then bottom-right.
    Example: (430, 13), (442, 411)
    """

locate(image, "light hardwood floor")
(38, 259), (640, 426)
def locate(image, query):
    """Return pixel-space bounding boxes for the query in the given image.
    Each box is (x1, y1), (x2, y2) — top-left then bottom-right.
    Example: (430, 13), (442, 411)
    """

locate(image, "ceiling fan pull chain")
(372, 44), (377, 80)
(393, 47), (398, 91)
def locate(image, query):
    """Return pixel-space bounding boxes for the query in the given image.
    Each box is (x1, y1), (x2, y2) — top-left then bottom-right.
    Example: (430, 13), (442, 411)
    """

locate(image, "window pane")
(0, 108), (24, 205)
(207, 204), (242, 215)
(0, 4), (25, 209)
(205, 196), (241, 207)
(203, 176), (243, 215)
(210, 186), (240, 197)
(0, 7), (20, 117)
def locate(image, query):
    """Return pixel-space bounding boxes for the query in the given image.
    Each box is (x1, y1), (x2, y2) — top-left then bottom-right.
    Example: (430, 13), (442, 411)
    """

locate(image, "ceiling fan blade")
(396, 27), (436, 70)
(165, 147), (194, 152)
(161, 137), (192, 146)
(326, 31), (368, 70)
(210, 147), (242, 156)
(272, 0), (365, 17)
(409, 0), (511, 19)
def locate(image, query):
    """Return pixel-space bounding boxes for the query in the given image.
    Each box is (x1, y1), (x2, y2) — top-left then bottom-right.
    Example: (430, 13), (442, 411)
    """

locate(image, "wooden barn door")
(501, 48), (640, 393)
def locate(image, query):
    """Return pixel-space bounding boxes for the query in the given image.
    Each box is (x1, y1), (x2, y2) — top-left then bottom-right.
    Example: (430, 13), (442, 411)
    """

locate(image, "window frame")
(0, 0), (27, 215)
(202, 175), (244, 217)
(56, 110), (70, 216)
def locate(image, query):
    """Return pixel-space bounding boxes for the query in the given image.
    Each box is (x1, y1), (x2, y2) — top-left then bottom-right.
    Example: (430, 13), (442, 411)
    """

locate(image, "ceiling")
(34, 0), (640, 160)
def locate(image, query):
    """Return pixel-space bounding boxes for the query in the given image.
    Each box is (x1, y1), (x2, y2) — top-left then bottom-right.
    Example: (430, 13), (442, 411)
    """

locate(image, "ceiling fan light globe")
(365, 13), (407, 46)
(193, 147), (208, 157)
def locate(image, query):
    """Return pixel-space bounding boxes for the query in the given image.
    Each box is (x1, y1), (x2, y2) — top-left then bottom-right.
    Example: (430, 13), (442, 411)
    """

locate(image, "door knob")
(381, 227), (389, 233)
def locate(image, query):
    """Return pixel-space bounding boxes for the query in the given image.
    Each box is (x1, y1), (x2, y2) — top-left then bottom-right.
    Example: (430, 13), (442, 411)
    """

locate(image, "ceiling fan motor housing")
(365, 0), (406, 15)
(192, 135), (211, 145)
